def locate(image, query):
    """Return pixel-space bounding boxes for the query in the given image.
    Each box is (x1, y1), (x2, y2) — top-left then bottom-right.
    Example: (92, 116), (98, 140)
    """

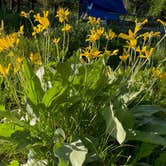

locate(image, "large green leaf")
(58, 159), (69, 166)
(42, 81), (66, 107)
(84, 60), (104, 89)
(56, 61), (72, 83)
(0, 123), (23, 138)
(101, 105), (126, 144)
(8, 160), (19, 166)
(22, 60), (44, 105)
(69, 139), (88, 166)
(132, 105), (165, 118)
(139, 117), (166, 135)
(131, 143), (157, 164)
(127, 130), (166, 146)
(154, 151), (166, 166)
(54, 139), (88, 166)
(0, 110), (24, 126)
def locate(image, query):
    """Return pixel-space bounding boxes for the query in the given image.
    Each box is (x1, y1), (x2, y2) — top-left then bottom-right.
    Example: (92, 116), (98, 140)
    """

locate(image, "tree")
(123, 0), (166, 18)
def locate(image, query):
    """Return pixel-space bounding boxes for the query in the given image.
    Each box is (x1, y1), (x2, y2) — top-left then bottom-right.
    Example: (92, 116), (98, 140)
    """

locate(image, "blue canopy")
(79, 0), (127, 20)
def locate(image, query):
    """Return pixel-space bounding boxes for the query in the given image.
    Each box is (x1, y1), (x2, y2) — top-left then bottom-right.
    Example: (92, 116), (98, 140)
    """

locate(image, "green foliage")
(0, 7), (166, 166)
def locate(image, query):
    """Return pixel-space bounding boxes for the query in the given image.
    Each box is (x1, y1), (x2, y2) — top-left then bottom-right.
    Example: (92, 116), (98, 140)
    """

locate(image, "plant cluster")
(0, 8), (166, 166)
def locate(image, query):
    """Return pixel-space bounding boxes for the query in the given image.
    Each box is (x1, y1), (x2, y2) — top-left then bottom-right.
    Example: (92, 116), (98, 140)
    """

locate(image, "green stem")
(5, 76), (20, 108)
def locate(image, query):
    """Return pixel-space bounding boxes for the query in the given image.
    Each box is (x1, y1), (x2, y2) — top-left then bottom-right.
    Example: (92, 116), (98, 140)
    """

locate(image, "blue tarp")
(79, 0), (127, 20)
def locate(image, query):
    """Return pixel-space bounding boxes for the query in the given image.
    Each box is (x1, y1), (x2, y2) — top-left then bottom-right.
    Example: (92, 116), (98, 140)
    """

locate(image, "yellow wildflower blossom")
(20, 11), (28, 17)
(105, 29), (116, 40)
(119, 48), (129, 61)
(159, 72), (166, 79)
(86, 32), (99, 42)
(13, 56), (24, 74)
(53, 38), (60, 45)
(14, 64), (21, 74)
(29, 52), (42, 65)
(152, 67), (159, 78)
(7, 51), (14, 57)
(34, 11), (50, 29)
(56, 8), (70, 23)
(88, 16), (101, 25)
(0, 20), (4, 32)
(139, 47), (154, 59)
(119, 19), (148, 49)
(16, 56), (24, 63)
(134, 19), (148, 34)
(90, 49), (101, 59)
(126, 39), (137, 48)
(20, 10), (33, 18)
(32, 11), (50, 36)
(152, 67), (166, 79)
(104, 49), (119, 56)
(80, 47), (101, 59)
(119, 55), (129, 61)
(0, 32), (18, 52)
(0, 64), (11, 76)
(19, 25), (24, 35)
(96, 27), (104, 36)
(32, 25), (43, 36)
(139, 31), (160, 41)
(119, 29), (135, 40)
(80, 47), (91, 58)
(62, 24), (72, 32)
(157, 19), (166, 27)
(86, 28), (104, 42)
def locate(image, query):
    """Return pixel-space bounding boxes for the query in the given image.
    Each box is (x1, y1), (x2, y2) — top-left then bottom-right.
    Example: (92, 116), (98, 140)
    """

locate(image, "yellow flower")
(14, 64), (21, 74)
(139, 47), (154, 59)
(96, 27), (104, 36)
(152, 67), (159, 78)
(119, 55), (129, 61)
(159, 72), (166, 79)
(80, 47), (91, 58)
(34, 11), (50, 29)
(157, 19), (166, 27)
(20, 10), (33, 18)
(0, 64), (11, 76)
(104, 49), (119, 56)
(20, 11), (28, 17)
(86, 32), (99, 42)
(138, 31), (160, 41)
(88, 16), (101, 25)
(19, 25), (24, 35)
(80, 47), (101, 59)
(13, 56), (24, 74)
(32, 25), (43, 36)
(90, 49), (101, 59)
(0, 20), (4, 32)
(119, 32), (130, 40)
(119, 48), (129, 61)
(119, 29), (138, 48)
(152, 67), (166, 79)
(134, 19), (148, 34)
(29, 52), (42, 65)
(126, 39), (137, 48)
(86, 29), (103, 42)
(56, 8), (70, 23)
(53, 37), (60, 45)
(32, 11), (50, 36)
(105, 29), (116, 40)
(17, 56), (24, 63)
(7, 51), (14, 57)
(0, 32), (18, 52)
(62, 24), (72, 32)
